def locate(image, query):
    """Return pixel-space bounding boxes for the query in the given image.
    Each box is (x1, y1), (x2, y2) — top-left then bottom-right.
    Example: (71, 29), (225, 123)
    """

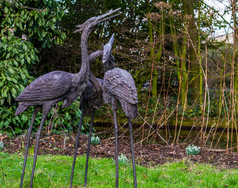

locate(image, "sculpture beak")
(96, 8), (122, 23)
(73, 27), (84, 33)
(108, 33), (114, 46)
(74, 9), (121, 33)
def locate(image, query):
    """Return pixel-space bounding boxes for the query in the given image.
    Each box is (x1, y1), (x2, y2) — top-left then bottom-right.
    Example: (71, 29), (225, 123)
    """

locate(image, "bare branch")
(6, 0), (46, 12)
(204, 1), (233, 29)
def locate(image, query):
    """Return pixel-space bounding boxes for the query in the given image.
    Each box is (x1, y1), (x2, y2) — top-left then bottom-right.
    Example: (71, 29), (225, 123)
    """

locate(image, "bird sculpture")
(69, 35), (117, 187)
(69, 66), (103, 187)
(102, 34), (138, 188)
(15, 8), (121, 188)
(69, 71), (103, 188)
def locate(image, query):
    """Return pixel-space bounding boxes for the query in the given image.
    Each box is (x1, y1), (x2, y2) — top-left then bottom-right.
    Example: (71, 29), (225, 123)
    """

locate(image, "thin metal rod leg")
(69, 110), (85, 188)
(128, 118), (137, 188)
(20, 108), (39, 188)
(113, 110), (119, 188)
(30, 114), (47, 188)
(84, 110), (95, 187)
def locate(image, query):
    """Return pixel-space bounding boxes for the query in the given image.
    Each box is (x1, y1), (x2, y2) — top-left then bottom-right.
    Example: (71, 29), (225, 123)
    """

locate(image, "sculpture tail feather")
(15, 103), (29, 116)
(119, 100), (137, 119)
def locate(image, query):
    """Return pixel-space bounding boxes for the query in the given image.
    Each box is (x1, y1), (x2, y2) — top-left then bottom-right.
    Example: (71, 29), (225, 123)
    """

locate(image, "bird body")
(80, 76), (104, 116)
(15, 69), (90, 116)
(15, 71), (72, 115)
(16, 71), (72, 102)
(103, 67), (138, 119)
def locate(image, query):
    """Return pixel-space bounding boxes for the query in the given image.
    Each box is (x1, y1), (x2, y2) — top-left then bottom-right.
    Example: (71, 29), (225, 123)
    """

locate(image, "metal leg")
(20, 108), (39, 188)
(69, 110), (85, 188)
(128, 118), (137, 188)
(113, 110), (119, 188)
(84, 110), (95, 187)
(30, 114), (47, 188)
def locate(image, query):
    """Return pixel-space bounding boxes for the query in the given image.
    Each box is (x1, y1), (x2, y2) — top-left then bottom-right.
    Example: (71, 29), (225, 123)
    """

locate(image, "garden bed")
(2, 132), (238, 169)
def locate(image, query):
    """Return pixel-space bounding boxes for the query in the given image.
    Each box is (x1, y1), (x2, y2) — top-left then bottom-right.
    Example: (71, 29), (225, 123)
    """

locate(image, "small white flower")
(186, 145), (201, 156)
(0, 141), (4, 151)
(90, 135), (100, 145)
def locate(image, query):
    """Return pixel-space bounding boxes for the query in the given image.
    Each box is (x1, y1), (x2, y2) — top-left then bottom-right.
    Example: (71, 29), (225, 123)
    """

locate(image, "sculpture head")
(102, 33), (116, 72)
(74, 8), (121, 33)
(102, 33), (114, 64)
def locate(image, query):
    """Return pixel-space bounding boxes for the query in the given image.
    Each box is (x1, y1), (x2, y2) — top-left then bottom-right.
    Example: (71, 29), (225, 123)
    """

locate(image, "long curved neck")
(73, 26), (92, 84)
(80, 26), (90, 74)
(104, 54), (116, 73)
(89, 70), (102, 93)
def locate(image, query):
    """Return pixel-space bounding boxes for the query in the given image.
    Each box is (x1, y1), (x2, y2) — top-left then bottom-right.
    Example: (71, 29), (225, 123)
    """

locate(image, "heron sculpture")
(102, 34), (138, 188)
(69, 36), (117, 187)
(69, 71), (103, 188)
(15, 8), (121, 188)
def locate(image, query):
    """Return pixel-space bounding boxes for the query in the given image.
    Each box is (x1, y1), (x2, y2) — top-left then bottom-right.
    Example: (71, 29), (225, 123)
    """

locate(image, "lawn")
(0, 152), (237, 187)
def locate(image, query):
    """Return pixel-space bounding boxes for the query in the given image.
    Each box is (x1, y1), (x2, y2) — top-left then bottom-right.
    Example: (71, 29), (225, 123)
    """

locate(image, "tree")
(183, 0), (201, 105)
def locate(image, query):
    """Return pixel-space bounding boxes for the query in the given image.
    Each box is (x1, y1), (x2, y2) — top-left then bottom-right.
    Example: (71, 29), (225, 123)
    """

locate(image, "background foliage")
(0, 0), (237, 151)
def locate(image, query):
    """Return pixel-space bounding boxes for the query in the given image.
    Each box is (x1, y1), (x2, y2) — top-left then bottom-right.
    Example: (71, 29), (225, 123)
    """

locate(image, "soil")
(1, 132), (238, 169)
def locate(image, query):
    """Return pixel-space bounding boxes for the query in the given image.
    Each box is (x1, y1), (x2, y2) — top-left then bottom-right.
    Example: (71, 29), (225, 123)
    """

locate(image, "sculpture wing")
(16, 71), (73, 102)
(82, 78), (103, 100)
(80, 78), (103, 111)
(103, 68), (138, 104)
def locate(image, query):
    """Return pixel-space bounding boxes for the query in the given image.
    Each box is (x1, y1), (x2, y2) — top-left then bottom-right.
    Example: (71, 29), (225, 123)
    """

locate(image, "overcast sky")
(205, 0), (232, 36)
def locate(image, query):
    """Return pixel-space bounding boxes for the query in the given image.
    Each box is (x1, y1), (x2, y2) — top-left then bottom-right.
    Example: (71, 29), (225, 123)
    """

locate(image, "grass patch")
(0, 152), (237, 187)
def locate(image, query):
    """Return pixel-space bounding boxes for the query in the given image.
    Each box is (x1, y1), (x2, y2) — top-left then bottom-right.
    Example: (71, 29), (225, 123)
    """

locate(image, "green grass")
(0, 152), (237, 187)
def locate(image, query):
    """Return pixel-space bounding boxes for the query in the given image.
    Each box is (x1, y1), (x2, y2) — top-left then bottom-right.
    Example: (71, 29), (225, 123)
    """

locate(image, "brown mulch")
(2, 133), (238, 169)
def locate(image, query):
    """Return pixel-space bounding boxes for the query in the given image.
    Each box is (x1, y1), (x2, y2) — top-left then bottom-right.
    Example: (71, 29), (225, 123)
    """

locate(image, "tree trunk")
(231, 0), (238, 153)
(232, 0), (238, 110)
(183, 0), (200, 103)
(169, 5), (188, 107)
(147, 13), (158, 96)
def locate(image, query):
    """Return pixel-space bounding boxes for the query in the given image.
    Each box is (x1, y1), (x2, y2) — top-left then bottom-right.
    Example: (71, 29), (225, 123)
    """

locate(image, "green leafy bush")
(0, 36), (38, 105)
(0, 0), (68, 134)
(0, 100), (88, 136)
(0, 0), (65, 49)
(0, 36), (38, 134)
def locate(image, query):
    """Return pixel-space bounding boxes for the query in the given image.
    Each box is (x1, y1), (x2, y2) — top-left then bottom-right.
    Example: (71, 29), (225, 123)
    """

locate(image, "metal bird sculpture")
(70, 39), (119, 187)
(102, 34), (138, 188)
(69, 72), (103, 187)
(69, 64), (103, 188)
(69, 11), (122, 186)
(16, 8), (121, 188)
